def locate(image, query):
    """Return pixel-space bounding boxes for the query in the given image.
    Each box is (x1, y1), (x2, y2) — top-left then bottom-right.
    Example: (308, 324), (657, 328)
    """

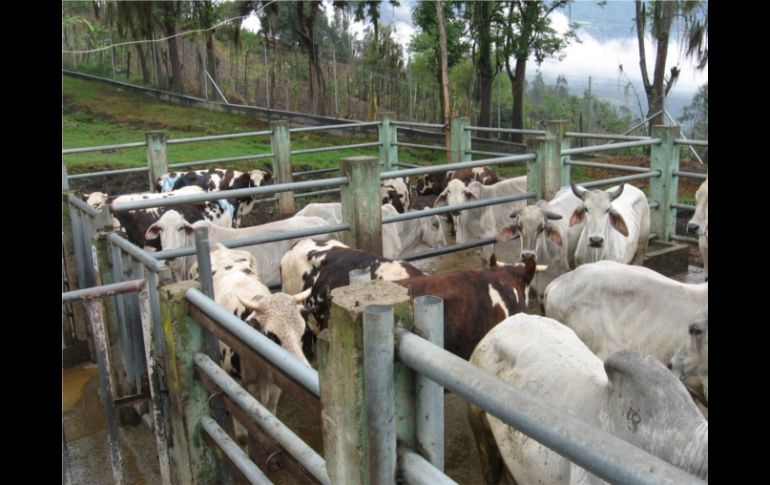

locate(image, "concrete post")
(271, 120), (295, 216)
(378, 111), (398, 171)
(450, 117), (471, 163)
(649, 125), (681, 241)
(526, 137), (548, 203)
(146, 131), (168, 192)
(340, 156), (382, 256)
(317, 280), (411, 485)
(159, 281), (220, 485)
(546, 120), (571, 188)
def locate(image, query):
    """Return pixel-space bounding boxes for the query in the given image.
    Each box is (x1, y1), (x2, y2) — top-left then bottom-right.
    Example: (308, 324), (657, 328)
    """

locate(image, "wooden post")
(541, 129), (562, 200)
(526, 137), (557, 203)
(317, 280), (411, 485)
(270, 120), (295, 216)
(340, 156), (382, 256)
(450, 116), (471, 163)
(546, 120), (571, 188)
(159, 281), (220, 485)
(378, 111), (398, 171)
(649, 125), (680, 241)
(146, 131), (168, 192)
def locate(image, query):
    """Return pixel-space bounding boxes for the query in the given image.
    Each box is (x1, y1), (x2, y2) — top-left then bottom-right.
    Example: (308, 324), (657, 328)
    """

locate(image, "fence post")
(270, 120), (295, 216)
(146, 131), (168, 192)
(317, 280), (411, 485)
(378, 111), (398, 171)
(526, 136), (559, 202)
(649, 125), (680, 241)
(159, 280), (220, 485)
(340, 156), (383, 256)
(546, 120), (571, 188)
(450, 116), (471, 163)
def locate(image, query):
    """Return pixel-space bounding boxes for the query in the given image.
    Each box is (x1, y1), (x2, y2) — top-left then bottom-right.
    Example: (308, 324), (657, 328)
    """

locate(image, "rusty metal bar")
(62, 278), (146, 303)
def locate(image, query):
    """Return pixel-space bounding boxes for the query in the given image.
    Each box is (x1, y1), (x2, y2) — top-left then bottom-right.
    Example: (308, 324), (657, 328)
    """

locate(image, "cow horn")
(571, 183), (588, 200)
(239, 295), (265, 312)
(292, 288), (311, 304)
(607, 184), (624, 201)
(509, 208), (522, 219)
(535, 264), (549, 272)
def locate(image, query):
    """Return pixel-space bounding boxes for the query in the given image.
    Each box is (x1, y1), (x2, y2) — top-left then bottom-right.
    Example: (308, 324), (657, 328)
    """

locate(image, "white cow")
(468, 314), (708, 484)
(671, 306), (709, 404)
(294, 202), (447, 258)
(145, 211), (334, 283)
(687, 179), (708, 280)
(495, 186), (584, 303)
(188, 243), (311, 414)
(434, 176), (529, 265)
(569, 183), (650, 266)
(544, 261), (708, 383)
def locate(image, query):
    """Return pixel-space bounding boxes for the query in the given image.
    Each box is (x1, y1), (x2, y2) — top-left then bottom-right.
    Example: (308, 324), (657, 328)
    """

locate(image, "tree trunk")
(206, 33), (217, 85)
(508, 58), (527, 144)
(162, 3), (183, 93)
(136, 45), (151, 84)
(636, 0), (674, 133)
(436, 0), (452, 157)
(476, 1), (495, 139)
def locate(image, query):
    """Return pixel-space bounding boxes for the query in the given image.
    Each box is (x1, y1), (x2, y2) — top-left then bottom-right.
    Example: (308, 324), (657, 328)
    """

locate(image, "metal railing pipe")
(467, 149), (508, 157)
(383, 192), (536, 225)
(393, 162), (421, 168)
(399, 237), (498, 262)
(565, 161), (653, 173)
(381, 154), (535, 180)
(291, 142), (381, 156)
(200, 416), (272, 485)
(467, 126), (546, 135)
(111, 177), (349, 211)
(289, 121), (381, 133)
(673, 170), (707, 180)
(413, 296), (444, 470)
(295, 188), (342, 199)
(394, 142), (447, 152)
(671, 203), (696, 211)
(62, 141), (147, 154)
(62, 278), (146, 303)
(578, 171), (659, 189)
(565, 132), (651, 141)
(68, 194), (100, 217)
(674, 139), (708, 146)
(293, 167), (339, 177)
(398, 448), (458, 485)
(562, 138), (661, 156)
(195, 353), (330, 485)
(153, 223), (349, 261)
(68, 166), (150, 180)
(108, 233), (168, 273)
(671, 235), (699, 244)
(391, 121), (445, 129)
(168, 152), (274, 169)
(393, 328), (705, 485)
(186, 288), (321, 397)
(166, 130), (272, 145)
(648, 202), (660, 209)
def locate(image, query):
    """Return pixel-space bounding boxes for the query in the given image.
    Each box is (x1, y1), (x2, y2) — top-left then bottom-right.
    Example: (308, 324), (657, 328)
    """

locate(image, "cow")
(543, 260), (708, 395)
(434, 176), (529, 266)
(687, 179), (708, 280)
(468, 314), (708, 485)
(380, 177), (411, 213)
(84, 191), (121, 230)
(671, 307), (709, 405)
(569, 183), (651, 266)
(155, 168), (271, 226)
(294, 202), (447, 259)
(145, 211), (334, 283)
(188, 243), (311, 415)
(110, 186), (233, 251)
(495, 187), (584, 304)
(415, 166), (500, 196)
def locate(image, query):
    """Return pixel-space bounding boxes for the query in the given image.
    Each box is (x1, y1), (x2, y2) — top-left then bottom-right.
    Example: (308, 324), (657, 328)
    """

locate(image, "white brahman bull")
(687, 179), (708, 280)
(468, 314), (708, 484)
(569, 183), (651, 266)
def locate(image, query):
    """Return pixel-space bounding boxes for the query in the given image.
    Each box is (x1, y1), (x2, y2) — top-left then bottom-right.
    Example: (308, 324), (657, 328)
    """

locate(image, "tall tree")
(468, 0), (503, 137)
(436, 0), (451, 155)
(499, 1), (576, 143)
(160, 1), (183, 93)
(295, 1), (327, 115)
(678, 82), (707, 139)
(635, 0), (708, 132)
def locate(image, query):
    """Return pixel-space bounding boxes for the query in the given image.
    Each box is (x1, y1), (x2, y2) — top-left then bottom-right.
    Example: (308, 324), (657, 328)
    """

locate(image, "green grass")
(62, 76), (442, 173)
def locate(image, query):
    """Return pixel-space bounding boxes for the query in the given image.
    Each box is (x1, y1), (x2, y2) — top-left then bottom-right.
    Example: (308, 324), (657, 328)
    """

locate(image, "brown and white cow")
(380, 177), (411, 213)
(415, 166), (500, 195)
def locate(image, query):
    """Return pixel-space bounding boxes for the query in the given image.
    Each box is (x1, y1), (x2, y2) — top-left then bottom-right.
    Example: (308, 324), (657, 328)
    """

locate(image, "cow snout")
(520, 251), (536, 261)
(588, 236), (604, 247)
(687, 222), (700, 233)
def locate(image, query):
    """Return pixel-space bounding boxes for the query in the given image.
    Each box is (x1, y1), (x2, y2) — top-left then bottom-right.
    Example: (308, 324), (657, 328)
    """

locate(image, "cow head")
(498, 202), (563, 262)
(670, 306), (708, 405)
(570, 184), (628, 248)
(434, 179), (478, 239)
(687, 179), (708, 237)
(416, 172), (446, 195)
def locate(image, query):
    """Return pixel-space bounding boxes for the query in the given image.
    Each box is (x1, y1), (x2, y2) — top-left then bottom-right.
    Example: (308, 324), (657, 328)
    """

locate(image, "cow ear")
(569, 207), (585, 227)
(608, 208), (629, 236)
(544, 224), (563, 246)
(145, 224), (161, 240)
(463, 189), (478, 202)
(496, 224), (520, 242)
(183, 223), (195, 236)
(434, 193), (448, 207)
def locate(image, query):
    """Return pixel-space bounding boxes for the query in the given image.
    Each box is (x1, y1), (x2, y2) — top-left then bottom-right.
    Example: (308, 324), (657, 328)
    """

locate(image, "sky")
(241, 0), (707, 118)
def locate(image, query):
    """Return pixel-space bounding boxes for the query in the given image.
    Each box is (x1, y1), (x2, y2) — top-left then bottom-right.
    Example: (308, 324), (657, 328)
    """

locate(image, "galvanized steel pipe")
(578, 171), (659, 189)
(381, 154), (535, 180)
(562, 138), (661, 156)
(291, 142), (381, 156)
(673, 170), (707, 180)
(68, 194), (100, 217)
(400, 237), (498, 262)
(671, 235), (699, 244)
(112, 177), (349, 212)
(293, 167), (339, 177)
(168, 152), (274, 169)
(565, 161), (653, 173)
(565, 132), (651, 141)
(62, 141), (147, 154)
(200, 416), (272, 485)
(62, 278), (146, 303)
(398, 447), (458, 485)
(289, 121), (381, 133)
(186, 288), (321, 397)
(394, 142), (447, 152)
(108, 233), (168, 273)
(68, 166), (150, 180)
(674, 139), (708, 146)
(167, 130), (272, 145)
(295, 188), (342, 199)
(394, 328), (705, 485)
(467, 126), (546, 135)
(392, 121), (445, 129)
(195, 353), (330, 485)
(413, 296), (444, 470)
(383, 192), (536, 225)
(671, 203), (696, 211)
(468, 149), (509, 157)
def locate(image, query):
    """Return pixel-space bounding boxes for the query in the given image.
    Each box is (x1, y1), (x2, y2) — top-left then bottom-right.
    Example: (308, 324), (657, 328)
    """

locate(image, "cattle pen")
(63, 99), (707, 484)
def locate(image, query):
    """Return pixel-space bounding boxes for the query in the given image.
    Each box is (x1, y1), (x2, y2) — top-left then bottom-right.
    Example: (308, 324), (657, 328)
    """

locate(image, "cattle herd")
(82, 165), (708, 483)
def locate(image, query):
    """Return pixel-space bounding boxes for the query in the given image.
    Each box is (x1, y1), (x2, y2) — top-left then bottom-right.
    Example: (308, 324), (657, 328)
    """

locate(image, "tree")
(634, 0), (708, 132)
(467, 0), (504, 137)
(436, 0), (451, 156)
(160, 1), (184, 93)
(499, 1), (577, 143)
(678, 82), (707, 139)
